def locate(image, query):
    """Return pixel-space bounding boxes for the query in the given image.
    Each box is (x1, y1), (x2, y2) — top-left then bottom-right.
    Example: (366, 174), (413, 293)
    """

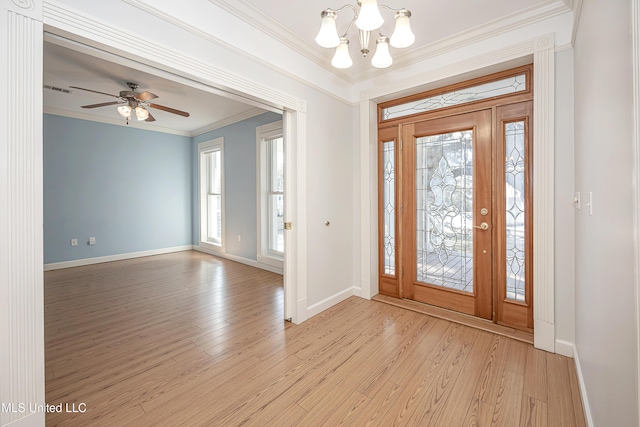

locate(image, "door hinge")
(400, 139), (403, 150)
(284, 222), (292, 230)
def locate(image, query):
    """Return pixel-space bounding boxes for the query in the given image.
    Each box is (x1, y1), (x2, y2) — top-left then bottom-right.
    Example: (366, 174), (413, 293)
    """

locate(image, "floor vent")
(44, 85), (72, 94)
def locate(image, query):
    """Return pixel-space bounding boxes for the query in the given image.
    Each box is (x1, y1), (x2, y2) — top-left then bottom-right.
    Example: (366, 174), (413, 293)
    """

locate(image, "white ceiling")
(43, 39), (268, 135)
(43, 0), (571, 133)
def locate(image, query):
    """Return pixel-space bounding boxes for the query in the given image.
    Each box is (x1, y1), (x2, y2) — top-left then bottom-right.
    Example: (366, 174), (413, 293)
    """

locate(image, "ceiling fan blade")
(148, 103), (190, 117)
(69, 86), (120, 99)
(81, 101), (121, 109)
(134, 91), (158, 101)
(145, 112), (156, 122)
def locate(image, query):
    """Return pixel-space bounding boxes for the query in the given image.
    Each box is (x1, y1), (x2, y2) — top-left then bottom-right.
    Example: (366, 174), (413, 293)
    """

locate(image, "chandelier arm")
(335, 4), (358, 38)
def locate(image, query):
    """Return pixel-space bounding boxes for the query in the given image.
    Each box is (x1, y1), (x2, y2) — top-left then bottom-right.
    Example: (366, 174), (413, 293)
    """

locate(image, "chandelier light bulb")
(390, 9), (415, 48)
(371, 37), (392, 68)
(135, 106), (150, 121)
(315, 10), (341, 48)
(117, 104), (132, 118)
(355, 0), (384, 31)
(331, 38), (353, 69)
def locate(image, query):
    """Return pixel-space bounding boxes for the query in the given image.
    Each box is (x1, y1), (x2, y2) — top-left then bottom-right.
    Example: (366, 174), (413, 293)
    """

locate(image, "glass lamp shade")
(117, 105), (132, 118)
(135, 106), (150, 121)
(355, 0), (384, 31)
(331, 38), (353, 69)
(371, 37), (392, 68)
(390, 10), (415, 48)
(315, 10), (340, 48)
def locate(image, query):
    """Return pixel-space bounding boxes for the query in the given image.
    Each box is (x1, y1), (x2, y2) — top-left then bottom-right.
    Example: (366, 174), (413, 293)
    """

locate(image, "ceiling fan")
(70, 82), (190, 124)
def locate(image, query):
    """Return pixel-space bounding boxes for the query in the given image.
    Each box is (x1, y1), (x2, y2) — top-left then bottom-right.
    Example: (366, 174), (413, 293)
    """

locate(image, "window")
(257, 121), (284, 268)
(199, 138), (224, 251)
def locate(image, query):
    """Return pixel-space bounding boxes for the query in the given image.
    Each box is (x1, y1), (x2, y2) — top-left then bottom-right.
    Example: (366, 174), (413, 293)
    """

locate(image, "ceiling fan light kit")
(315, 0), (415, 69)
(70, 81), (190, 125)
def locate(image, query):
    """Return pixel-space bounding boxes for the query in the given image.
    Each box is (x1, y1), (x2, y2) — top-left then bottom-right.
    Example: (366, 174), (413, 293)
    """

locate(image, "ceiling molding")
(571, 0), (583, 47)
(210, 0), (572, 84)
(44, 106), (193, 137)
(120, 0), (353, 105)
(191, 107), (267, 137)
(350, 0), (572, 82)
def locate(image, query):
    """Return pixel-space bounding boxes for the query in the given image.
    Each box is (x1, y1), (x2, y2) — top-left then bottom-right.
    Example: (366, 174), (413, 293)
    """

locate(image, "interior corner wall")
(191, 111), (282, 261)
(43, 114), (193, 264)
(553, 48), (576, 348)
(574, 0), (639, 425)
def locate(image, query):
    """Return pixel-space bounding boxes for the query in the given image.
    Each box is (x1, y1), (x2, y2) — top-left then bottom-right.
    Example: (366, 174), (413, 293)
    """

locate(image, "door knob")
(473, 222), (489, 231)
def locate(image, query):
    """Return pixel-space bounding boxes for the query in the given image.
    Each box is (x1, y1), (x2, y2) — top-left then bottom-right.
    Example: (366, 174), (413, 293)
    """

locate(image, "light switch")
(71, 239), (78, 246)
(89, 237), (96, 245)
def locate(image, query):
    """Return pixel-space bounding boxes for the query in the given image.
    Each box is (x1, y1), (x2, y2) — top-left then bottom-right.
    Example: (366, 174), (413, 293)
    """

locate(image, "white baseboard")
(297, 298), (308, 324)
(307, 287), (355, 319)
(555, 339), (574, 358)
(43, 245), (193, 271)
(534, 319), (555, 352)
(352, 286), (362, 298)
(573, 344), (594, 427)
(193, 245), (283, 275)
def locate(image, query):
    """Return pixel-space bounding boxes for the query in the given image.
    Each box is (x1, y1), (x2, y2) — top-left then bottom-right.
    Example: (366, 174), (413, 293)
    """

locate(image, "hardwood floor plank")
(491, 371), (525, 427)
(519, 395), (548, 427)
(523, 345), (548, 402)
(546, 352), (578, 427)
(43, 251), (584, 426)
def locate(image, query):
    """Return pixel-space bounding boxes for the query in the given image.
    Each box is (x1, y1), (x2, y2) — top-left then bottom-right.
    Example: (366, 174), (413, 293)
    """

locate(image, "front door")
(402, 110), (493, 319)
(376, 66), (535, 331)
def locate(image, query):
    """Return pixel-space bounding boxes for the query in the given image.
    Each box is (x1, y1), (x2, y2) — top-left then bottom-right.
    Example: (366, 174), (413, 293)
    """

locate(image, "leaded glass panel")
(383, 141), (395, 275)
(416, 130), (474, 292)
(505, 121), (526, 301)
(383, 74), (526, 121)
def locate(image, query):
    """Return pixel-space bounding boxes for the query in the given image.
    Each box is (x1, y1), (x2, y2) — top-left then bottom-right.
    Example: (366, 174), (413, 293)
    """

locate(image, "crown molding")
(351, 0), (572, 82)
(44, 106), (193, 137)
(191, 107), (266, 137)
(120, 0), (353, 105)
(571, 0), (583, 47)
(208, 0), (571, 85)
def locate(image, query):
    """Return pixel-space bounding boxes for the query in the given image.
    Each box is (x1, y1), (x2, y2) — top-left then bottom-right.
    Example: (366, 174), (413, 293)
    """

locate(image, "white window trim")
(199, 137), (225, 253)
(257, 120), (284, 269)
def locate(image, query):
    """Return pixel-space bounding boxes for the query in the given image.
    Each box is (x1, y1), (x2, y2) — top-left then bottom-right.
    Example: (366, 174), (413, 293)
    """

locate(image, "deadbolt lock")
(480, 208), (489, 216)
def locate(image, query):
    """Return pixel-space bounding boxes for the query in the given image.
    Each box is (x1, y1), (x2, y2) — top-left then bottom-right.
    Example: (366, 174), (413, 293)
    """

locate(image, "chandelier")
(314, 0), (415, 69)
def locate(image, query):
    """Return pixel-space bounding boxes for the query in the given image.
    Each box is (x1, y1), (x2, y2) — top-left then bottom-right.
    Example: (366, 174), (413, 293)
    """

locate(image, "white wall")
(574, 0), (639, 425)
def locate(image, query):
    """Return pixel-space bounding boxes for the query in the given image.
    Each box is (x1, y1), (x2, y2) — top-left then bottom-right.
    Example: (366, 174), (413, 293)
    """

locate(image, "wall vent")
(44, 85), (72, 94)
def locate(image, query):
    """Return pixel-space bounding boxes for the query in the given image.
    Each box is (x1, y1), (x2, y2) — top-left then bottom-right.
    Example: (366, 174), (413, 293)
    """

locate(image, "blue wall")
(43, 114), (193, 264)
(192, 112), (282, 260)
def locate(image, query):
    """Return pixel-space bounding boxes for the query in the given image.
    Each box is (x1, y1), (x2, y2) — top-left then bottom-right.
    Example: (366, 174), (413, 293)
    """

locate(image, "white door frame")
(359, 35), (557, 353)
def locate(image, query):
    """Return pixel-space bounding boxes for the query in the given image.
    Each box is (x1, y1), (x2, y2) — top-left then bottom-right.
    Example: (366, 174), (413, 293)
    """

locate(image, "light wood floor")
(45, 250), (585, 426)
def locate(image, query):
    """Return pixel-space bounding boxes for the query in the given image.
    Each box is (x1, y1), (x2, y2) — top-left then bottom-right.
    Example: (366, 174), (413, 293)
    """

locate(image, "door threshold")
(372, 294), (533, 345)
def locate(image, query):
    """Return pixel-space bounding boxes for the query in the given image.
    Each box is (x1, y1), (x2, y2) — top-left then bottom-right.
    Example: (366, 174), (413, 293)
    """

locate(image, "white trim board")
(43, 245), (193, 271)
(306, 288), (355, 319)
(631, 0), (640, 424)
(573, 345), (595, 426)
(193, 245), (283, 275)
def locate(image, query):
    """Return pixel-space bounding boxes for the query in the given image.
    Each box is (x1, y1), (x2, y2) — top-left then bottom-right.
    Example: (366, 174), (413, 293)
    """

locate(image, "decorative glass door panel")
(415, 130), (474, 292)
(403, 110), (492, 320)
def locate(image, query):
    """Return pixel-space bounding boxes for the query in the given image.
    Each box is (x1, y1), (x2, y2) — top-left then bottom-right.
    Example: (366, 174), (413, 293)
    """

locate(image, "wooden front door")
(402, 110), (493, 319)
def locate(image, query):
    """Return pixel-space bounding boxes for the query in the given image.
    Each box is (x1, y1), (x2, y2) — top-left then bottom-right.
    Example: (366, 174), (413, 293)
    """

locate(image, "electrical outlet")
(89, 237), (96, 245)
(237, 235), (241, 242)
(71, 239), (78, 247)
